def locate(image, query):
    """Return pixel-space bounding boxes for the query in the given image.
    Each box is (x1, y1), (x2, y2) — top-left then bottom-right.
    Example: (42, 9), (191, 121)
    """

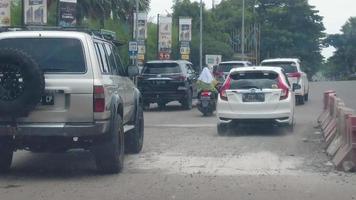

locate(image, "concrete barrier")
(318, 91), (355, 172)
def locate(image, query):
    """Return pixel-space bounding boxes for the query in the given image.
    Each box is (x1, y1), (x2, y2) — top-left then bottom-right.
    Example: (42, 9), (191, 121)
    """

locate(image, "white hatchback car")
(261, 58), (309, 105)
(217, 66), (296, 135)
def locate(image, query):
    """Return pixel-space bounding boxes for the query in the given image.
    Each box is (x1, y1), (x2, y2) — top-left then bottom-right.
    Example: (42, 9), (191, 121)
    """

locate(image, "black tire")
(304, 93), (309, 102)
(296, 95), (305, 105)
(158, 102), (166, 110)
(217, 123), (229, 136)
(182, 90), (193, 110)
(94, 113), (124, 174)
(125, 105), (144, 154)
(0, 48), (45, 118)
(0, 136), (13, 173)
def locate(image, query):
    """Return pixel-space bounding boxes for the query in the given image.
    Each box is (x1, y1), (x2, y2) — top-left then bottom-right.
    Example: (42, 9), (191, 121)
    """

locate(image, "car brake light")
(287, 72), (301, 78)
(219, 76), (231, 101)
(94, 86), (105, 112)
(201, 91), (212, 97)
(277, 77), (289, 100)
(173, 75), (186, 81)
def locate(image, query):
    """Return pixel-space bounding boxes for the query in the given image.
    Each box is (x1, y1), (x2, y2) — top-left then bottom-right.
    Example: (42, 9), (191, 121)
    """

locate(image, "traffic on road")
(1, 0), (356, 200)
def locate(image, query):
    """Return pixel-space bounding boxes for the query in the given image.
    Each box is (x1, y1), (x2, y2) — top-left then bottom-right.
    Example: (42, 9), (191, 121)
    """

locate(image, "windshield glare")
(230, 71), (279, 89)
(217, 63), (245, 73)
(261, 62), (298, 73)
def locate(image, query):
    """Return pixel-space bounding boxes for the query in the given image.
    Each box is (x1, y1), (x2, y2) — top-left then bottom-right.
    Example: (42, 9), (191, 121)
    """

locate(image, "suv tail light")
(172, 75), (187, 81)
(287, 72), (301, 78)
(278, 77), (289, 100)
(219, 76), (231, 101)
(94, 86), (105, 112)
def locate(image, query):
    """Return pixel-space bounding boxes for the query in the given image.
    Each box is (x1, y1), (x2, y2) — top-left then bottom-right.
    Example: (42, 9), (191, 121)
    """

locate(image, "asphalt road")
(1, 81), (356, 200)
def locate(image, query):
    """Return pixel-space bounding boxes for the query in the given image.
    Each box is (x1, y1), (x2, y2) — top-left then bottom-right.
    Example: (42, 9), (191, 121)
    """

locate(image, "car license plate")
(155, 80), (166, 85)
(41, 93), (55, 105)
(242, 93), (265, 102)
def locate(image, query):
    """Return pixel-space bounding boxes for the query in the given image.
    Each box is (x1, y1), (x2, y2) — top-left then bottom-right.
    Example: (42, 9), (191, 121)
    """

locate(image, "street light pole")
(199, 0), (203, 72)
(135, 0), (139, 66)
(241, 0), (245, 61)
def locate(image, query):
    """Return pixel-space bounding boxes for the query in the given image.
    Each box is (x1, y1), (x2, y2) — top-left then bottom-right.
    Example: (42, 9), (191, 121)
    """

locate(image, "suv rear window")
(142, 63), (181, 74)
(261, 62), (298, 73)
(218, 63), (245, 73)
(0, 38), (86, 73)
(230, 71), (279, 90)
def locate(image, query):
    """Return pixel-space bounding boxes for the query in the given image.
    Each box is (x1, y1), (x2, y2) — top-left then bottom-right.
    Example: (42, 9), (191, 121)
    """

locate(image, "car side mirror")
(292, 83), (301, 91)
(127, 66), (139, 77)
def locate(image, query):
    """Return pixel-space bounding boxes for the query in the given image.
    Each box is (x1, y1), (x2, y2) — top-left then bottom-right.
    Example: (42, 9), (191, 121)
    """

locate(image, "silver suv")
(0, 29), (144, 174)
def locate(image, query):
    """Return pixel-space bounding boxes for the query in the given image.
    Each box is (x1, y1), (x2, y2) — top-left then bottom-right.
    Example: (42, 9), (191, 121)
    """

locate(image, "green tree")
(325, 17), (356, 74)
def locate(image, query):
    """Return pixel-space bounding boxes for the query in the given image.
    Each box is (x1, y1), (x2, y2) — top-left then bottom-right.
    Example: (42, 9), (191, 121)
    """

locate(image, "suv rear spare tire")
(0, 48), (45, 118)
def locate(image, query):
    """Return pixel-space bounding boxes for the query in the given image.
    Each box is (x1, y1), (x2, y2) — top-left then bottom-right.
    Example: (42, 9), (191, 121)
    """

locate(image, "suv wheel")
(296, 95), (305, 105)
(125, 105), (144, 154)
(94, 114), (124, 174)
(182, 90), (193, 110)
(304, 93), (309, 102)
(0, 136), (13, 173)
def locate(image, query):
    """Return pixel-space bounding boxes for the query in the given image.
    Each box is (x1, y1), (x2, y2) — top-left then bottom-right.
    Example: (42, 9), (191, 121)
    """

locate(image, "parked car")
(217, 66), (296, 135)
(213, 61), (253, 83)
(138, 60), (198, 110)
(261, 58), (309, 105)
(0, 29), (144, 174)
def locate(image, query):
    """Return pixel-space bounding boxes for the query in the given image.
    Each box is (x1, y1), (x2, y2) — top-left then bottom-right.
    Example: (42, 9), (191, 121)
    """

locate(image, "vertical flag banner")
(0, 0), (11, 27)
(23, 0), (47, 25)
(158, 15), (172, 60)
(134, 12), (148, 40)
(58, 0), (77, 27)
(179, 18), (192, 42)
(179, 17), (192, 61)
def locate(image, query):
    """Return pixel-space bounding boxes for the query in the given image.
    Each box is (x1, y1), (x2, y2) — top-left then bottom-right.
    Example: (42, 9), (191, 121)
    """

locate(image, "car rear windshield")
(217, 63), (245, 73)
(229, 71), (279, 90)
(142, 63), (181, 74)
(0, 38), (86, 73)
(261, 62), (298, 73)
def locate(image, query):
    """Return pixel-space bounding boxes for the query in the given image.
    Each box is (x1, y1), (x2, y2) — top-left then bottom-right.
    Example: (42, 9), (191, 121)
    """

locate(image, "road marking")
(146, 124), (216, 128)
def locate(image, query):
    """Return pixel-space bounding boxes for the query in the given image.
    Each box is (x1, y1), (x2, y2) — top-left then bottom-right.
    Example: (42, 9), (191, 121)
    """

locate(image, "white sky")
(148, 0), (356, 58)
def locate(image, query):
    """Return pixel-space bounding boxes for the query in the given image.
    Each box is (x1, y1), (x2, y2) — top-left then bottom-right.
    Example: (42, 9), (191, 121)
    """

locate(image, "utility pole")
(200, 0), (203, 72)
(135, 0), (139, 68)
(241, 0), (245, 61)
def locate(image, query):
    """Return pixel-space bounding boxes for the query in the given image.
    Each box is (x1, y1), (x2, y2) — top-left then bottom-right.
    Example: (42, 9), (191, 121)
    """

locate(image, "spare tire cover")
(0, 48), (45, 118)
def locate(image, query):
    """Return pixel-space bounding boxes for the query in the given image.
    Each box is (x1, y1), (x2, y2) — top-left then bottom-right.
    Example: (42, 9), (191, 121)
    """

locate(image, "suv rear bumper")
(142, 90), (188, 103)
(0, 121), (110, 137)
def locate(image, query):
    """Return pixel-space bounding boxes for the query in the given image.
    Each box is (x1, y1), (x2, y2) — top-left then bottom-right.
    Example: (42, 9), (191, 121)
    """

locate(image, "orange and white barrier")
(318, 91), (356, 171)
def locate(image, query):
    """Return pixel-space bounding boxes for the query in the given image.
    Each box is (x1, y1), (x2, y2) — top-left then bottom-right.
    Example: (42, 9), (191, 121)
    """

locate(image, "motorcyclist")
(197, 67), (219, 97)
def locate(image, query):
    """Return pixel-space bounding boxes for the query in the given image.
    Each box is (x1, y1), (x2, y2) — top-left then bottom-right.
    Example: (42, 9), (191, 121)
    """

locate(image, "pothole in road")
(128, 151), (304, 176)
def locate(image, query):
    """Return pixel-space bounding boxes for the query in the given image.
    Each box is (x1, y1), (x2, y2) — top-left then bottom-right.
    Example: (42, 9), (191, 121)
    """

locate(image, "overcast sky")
(148, 0), (356, 58)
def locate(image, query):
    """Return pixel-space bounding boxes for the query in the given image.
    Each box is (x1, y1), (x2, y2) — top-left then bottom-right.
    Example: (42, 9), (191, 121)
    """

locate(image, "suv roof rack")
(0, 26), (124, 46)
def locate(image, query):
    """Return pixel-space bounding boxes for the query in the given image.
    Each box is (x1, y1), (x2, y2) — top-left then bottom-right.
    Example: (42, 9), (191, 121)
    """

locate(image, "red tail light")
(173, 75), (187, 81)
(201, 91), (212, 97)
(94, 86), (105, 112)
(219, 76), (231, 101)
(287, 72), (301, 78)
(277, 77), (289, 100)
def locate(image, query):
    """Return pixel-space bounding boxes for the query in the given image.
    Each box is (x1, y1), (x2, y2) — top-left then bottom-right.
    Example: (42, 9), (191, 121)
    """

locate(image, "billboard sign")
(206, 55), (222, 67)
(179, 18), (192, 42)
(23, 0), (47, 25)
(158, 15), (172, 57)
(58, 0), (77, 27)
(0, 0), (10, 27)
(134, 12), (148, 40)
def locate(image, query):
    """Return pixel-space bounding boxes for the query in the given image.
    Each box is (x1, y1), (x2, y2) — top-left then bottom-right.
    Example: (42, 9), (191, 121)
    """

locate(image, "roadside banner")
(58, 0), (77, 27)
(0, 0), (11, 27)
(179, 17), (192, 61)
(23, 0), (47, 25)
(158, 15), (172, 60)
(179, 18), (192, 42)
(129, 41), (138, 58)
(134, 12), (148, 40)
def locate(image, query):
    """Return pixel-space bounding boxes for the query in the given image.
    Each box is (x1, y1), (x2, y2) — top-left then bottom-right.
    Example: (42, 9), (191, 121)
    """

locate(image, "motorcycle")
(197, 90), (217, 116)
